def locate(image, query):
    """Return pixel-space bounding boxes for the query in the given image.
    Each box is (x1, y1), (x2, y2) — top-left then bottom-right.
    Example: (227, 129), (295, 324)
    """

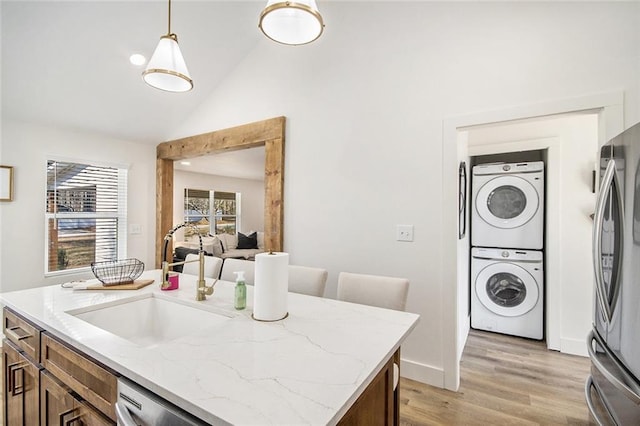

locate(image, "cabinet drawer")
(3, 307), (42, 363)
(41, 333), (118, 422)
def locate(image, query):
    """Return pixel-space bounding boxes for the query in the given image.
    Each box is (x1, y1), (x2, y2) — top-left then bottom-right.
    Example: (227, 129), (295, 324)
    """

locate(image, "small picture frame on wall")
(0, 165), (14, 201)
(458, 162), (467, 239)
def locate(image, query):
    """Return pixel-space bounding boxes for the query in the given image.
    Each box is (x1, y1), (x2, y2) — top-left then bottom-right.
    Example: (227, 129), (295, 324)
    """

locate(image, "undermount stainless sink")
(67, 294), (232, 347)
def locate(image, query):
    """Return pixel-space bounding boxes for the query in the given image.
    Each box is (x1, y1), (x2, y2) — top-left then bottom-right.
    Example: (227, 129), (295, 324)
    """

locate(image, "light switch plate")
(129, 224), (142, 235)
(396, 225), (414, 242)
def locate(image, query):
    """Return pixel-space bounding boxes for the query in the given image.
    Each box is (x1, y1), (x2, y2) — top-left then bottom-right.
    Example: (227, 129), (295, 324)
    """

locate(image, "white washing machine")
(472, 161), (544, 249)
(471, 247), (544, 340)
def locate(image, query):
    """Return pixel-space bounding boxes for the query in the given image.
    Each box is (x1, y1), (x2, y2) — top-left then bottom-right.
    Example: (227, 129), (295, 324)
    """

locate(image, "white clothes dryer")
(472, 161), (544, 249)
(471, 247), (544, 340)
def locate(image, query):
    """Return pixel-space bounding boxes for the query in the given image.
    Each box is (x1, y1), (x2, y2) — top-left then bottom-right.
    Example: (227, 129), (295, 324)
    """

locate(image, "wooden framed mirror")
(155, 117), (285, 267)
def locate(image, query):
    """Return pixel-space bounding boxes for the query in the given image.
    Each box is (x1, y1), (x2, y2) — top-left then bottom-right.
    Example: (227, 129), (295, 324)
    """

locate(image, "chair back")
(288, 265), (328, 297)
(183, 254), (223, 279)
(220, 258), (256, 284)
(337, 272), (409, 311)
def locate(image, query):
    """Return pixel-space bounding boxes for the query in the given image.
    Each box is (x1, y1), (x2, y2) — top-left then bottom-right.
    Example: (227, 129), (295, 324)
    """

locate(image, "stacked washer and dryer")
(470, 161), (545, 340)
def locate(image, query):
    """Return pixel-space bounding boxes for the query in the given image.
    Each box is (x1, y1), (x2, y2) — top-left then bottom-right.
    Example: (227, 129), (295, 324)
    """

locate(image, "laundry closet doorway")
(441, 92), (625, 392)
(465, 113), (599, 358)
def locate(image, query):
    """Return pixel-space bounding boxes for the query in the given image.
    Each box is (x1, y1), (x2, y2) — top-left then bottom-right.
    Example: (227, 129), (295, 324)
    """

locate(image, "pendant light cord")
(167, 0), (172, 35)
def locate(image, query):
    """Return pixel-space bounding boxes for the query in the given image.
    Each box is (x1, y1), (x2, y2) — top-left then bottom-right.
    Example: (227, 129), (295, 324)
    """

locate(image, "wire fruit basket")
(91, 258), (145, 286)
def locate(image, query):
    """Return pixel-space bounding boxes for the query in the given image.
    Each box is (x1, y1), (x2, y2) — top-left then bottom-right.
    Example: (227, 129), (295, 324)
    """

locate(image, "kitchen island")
(1, 269), (419, 425)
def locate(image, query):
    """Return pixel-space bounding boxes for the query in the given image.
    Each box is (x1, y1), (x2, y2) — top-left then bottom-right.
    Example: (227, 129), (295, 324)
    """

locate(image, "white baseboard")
(400, 358), (444, 387)
(561, 337), (588, 357)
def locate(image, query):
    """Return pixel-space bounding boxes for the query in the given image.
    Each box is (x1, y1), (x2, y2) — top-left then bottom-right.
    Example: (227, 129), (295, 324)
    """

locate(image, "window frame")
(183, 188), (241, 236)
(44, 157), (128, 277)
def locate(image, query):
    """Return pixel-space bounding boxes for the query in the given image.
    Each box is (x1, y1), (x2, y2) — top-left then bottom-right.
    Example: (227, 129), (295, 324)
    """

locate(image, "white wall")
(173, 170), (265, 235)
(0, 120), (156, 292)
(466, 113), (599, 356)
(1, 1), (639, 391)
(168, 2), (640, 389)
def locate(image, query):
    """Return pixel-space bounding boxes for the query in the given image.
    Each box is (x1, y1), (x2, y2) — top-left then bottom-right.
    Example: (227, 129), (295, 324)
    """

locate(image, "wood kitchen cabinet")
(2, 307), (117, 426)
(41, 370), (113, 426)
(3, 339), (42, 426)
(41, 333), (117, 421)
(338, 351), (397, 426)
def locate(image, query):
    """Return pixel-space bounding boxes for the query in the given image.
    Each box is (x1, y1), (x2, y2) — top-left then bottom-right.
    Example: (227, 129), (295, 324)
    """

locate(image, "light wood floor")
(399, 330), (594, 425)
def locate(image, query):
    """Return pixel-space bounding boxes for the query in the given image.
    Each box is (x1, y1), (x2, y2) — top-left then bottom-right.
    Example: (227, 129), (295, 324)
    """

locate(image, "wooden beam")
(157, 116), (286, 160)
(264, 138), (284, 252)
(155, 117), (286, 267)
(155, 158), (173, 268)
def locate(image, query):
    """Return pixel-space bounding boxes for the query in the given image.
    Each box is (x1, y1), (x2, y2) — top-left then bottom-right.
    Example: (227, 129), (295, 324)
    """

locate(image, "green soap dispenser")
(234, 271), (247, 310)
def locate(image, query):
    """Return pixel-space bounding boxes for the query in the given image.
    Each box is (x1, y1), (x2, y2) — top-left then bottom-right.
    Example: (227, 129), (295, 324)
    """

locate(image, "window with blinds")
(184, 189), (240, 236)
(45, 160), (127, 274)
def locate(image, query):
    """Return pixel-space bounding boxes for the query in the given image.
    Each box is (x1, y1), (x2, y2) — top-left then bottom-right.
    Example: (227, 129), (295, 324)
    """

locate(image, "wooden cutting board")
(84, 279), (155, 290)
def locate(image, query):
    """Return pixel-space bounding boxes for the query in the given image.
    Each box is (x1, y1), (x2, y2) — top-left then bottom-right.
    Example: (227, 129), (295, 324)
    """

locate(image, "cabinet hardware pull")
(6, 325), (32, 342)
(7, 361), (26, 396)
(59, 408), (77, 426)
(64, 414), (82, 426)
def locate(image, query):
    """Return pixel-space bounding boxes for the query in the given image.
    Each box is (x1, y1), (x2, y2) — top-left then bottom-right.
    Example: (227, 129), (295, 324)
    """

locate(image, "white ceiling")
(173, 146), (265, 181)
(1, 0), (265, 144)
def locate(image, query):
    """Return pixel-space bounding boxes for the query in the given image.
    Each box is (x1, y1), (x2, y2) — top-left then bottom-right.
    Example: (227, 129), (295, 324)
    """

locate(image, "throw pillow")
(202, 235), (224, 257)
(237, 232), (258, 249)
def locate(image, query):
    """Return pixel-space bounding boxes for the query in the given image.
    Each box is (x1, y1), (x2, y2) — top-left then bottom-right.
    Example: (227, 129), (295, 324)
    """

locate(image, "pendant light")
(259, 0), (324, 46)
(143, 0), (193, 92)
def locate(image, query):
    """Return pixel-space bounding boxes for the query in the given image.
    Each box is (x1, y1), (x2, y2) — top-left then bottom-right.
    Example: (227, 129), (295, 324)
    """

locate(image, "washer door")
(475, 175), (540, 229)
(475, 262), (539, 317)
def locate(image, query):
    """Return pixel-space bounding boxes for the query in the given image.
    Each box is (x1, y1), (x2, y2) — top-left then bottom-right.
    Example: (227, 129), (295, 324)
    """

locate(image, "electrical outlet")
(129, 224), (142, 235)
(396, 225), (414, 242)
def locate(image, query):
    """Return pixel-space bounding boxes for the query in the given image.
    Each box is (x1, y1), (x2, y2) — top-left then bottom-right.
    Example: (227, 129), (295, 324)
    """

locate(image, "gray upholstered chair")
(182, 254), (223, 279)
(288, 265), (328, 297)
(220, 258), (255, 284)
(336, 271), (410, 390)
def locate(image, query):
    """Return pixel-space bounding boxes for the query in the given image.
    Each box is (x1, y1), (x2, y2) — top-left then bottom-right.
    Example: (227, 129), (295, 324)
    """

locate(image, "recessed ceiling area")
(173, 146), (265, 181)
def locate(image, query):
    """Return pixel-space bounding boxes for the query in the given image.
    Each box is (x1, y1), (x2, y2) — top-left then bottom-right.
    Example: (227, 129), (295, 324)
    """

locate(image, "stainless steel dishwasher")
(116, 377), (209, 426)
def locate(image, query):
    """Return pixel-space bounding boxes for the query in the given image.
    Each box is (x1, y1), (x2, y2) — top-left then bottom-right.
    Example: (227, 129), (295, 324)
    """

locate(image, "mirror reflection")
(171, 146), (267, 261)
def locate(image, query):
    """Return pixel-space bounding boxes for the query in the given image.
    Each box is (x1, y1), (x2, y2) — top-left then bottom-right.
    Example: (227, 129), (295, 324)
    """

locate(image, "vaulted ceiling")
(1, 1), (266, 144)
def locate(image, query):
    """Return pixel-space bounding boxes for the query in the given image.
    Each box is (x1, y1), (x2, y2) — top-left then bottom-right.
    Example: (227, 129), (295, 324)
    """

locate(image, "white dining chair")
(220, 258), (255, 284)
(288, 265), (328, 297)
(337, 272), (409, 312)
(337, 271), (410, 390)
(182, 254), (223, 279)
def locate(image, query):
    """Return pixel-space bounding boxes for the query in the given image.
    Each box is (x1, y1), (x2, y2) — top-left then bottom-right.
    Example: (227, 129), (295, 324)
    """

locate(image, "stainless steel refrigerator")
(586, 122), (640, 425)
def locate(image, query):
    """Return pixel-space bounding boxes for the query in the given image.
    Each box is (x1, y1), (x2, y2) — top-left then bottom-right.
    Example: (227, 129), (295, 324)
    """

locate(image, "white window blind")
(45, 160), (127, 274)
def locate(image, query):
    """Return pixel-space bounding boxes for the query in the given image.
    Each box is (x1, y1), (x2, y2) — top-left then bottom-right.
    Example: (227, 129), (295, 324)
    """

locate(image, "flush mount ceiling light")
(259, 0), (324, 46)
(142, 0), (193, 92)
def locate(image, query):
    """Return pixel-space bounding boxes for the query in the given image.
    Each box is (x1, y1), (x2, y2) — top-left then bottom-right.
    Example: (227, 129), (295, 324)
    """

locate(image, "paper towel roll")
(253, 252), (289, 321)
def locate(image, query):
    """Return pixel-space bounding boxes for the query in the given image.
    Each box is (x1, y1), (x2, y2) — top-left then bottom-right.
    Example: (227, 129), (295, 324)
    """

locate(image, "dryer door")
(475, 175), (540, 229)
(475, 262), (540, 317)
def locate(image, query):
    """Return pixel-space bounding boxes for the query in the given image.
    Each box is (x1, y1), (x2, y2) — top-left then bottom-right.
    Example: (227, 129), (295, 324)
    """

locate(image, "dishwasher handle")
(115, 402), (137, 426)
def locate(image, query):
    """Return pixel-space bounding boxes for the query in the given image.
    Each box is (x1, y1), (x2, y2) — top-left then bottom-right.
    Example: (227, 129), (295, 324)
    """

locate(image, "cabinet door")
(40, 370), (75, 426)
(3, 339), (41, 426)
(40, 370), (114, 426)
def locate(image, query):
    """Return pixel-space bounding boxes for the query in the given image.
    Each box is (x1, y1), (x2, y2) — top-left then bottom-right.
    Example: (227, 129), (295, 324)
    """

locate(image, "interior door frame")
(155, 117), (285, 267)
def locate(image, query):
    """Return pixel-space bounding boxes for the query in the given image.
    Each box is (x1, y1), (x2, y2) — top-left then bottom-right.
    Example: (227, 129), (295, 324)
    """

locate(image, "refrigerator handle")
(585, 375), (614, 426)
(592, 159), (616, 323)
(587, 330), (640, 405)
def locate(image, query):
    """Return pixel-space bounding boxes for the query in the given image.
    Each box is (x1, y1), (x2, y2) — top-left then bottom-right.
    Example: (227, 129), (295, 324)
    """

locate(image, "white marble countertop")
(0, 269), (419, 425)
